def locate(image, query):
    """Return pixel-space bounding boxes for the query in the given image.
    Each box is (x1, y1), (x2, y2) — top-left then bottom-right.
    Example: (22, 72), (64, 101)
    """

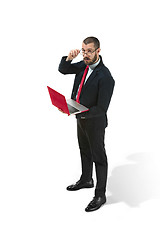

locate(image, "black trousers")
(77, 117), (108, 197)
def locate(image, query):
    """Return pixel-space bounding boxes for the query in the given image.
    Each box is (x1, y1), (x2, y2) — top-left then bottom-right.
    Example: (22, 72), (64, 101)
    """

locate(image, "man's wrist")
(66, 56), (72, 61)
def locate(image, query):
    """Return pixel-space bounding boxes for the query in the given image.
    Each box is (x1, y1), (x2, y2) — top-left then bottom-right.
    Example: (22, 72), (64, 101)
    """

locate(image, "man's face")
(82, 42), (100, 65)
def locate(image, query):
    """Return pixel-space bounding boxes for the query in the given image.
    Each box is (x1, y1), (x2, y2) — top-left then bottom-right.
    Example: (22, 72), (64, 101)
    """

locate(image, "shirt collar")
(89, 57), (101, 70)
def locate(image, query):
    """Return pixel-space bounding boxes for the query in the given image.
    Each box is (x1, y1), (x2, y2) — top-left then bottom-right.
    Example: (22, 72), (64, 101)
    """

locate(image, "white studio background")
(0, 0), (160, 239)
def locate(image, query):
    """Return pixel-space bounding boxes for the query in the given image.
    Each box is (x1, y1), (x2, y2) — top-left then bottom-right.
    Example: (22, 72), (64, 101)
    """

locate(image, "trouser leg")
(77, 119), (93, 182)
(85, 122), (108, 197)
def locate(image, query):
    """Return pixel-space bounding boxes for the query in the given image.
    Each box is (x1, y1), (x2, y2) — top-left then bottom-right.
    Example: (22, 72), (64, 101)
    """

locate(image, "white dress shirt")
(84, 57), (100, 84)
(76, 58), (101, 98)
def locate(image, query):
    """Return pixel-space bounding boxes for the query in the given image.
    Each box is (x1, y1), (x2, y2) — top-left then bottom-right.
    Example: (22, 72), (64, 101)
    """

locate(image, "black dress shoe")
(85, 196), (106, 212)
(66, 179), (94, 191)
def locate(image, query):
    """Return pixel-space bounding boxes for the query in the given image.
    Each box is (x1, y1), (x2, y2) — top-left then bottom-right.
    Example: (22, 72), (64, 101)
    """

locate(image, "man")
(58, 37), (115, 212)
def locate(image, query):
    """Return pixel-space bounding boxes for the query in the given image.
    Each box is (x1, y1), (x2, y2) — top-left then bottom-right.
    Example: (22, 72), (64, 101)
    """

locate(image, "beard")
(83, 53), (98, 65)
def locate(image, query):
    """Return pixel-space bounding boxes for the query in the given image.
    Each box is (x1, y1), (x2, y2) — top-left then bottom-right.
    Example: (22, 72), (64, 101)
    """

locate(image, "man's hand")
(58, 108), (67, 114)
(66, 49), (80, 61)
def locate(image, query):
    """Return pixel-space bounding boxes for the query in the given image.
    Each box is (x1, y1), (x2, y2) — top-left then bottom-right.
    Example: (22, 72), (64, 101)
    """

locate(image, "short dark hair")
(83, 36), (100, 49)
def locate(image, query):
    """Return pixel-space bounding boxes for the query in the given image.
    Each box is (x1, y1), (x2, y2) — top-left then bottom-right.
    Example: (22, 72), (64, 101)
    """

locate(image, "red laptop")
(47, 86), (89, 116)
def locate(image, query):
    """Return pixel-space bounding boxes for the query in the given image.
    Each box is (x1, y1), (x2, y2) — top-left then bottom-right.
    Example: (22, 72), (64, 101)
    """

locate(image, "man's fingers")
(66, 49), (80, 61)
(70, 49), (80, 58)
(58, 108), (67, 114)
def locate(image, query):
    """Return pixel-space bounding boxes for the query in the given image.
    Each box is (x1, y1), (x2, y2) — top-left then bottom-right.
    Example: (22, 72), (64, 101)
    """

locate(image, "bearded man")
(58, 36), (115, 212)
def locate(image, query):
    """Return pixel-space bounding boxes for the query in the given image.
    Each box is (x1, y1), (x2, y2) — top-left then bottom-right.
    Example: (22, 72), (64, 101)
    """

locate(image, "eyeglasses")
(80, 48), (98, 56)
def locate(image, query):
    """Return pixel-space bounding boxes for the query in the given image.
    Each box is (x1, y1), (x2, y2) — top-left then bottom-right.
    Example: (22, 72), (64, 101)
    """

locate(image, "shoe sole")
(85, 200), (106, 212)
(66, 185), (94, 191)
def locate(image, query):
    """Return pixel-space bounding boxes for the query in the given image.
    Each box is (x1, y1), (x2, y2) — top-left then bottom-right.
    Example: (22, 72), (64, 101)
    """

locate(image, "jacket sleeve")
(78, 71), (115, 119)
(58, 56), (84, 75)
(89, 75), (115, 116)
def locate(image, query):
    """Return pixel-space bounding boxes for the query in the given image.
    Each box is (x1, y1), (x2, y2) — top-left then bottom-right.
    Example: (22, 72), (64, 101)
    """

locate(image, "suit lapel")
(72, 56), (104, 100)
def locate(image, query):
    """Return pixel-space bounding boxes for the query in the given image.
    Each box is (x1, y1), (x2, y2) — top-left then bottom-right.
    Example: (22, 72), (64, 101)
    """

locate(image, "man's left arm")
(81, 73), (115, 118)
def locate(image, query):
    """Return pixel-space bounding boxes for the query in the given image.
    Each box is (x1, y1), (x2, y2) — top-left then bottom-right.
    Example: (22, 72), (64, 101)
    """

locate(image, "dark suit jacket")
(58, 55), (115, 127)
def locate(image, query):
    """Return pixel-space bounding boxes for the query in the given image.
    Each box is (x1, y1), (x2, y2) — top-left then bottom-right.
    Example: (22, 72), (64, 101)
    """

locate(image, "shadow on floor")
(107, 152), (160, 207)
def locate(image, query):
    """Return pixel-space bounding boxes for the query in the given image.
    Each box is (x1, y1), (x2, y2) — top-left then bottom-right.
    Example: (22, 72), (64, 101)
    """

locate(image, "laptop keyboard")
(67, 104), (79, 114)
